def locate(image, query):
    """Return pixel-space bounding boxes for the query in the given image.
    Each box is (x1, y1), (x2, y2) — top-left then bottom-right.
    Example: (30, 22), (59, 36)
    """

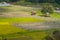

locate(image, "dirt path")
(12, 21), (60, 30)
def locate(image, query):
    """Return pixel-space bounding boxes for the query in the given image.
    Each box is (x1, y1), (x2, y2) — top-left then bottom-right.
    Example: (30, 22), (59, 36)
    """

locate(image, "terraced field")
(0, 5), (60, 40)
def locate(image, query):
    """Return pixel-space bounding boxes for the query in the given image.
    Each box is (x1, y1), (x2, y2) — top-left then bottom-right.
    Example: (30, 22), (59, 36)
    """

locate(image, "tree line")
(0, 0), (60, 4)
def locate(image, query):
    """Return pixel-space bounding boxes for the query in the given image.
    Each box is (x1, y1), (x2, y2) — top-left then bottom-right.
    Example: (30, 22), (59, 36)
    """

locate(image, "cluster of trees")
(0, 0), (60, 4)
(0, 0), (19, 2)
(41, 4), (54, 17)
(25, 0), (55, 3)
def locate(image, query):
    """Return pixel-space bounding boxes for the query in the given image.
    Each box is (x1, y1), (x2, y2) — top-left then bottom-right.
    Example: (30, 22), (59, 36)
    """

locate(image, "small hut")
(31, 11), (36, 15)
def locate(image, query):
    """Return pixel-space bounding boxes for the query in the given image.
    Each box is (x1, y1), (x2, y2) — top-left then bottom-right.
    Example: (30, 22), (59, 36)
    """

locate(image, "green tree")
(41, 4), (54, 17)
(55, 0), (60, 4)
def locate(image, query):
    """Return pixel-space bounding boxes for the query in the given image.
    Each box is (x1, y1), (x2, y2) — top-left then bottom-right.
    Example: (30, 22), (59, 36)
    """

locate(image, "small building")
(54, 7), (60, 13)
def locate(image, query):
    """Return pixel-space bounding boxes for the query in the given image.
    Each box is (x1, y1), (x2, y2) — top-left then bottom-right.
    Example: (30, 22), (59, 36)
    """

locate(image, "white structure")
(54, 10), (60, 12)
(0, 2), (11, 6)
(54, 7), (60, 12)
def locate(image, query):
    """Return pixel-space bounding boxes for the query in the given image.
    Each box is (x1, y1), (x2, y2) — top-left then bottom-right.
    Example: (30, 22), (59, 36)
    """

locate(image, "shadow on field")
(45, 30), (60, 40)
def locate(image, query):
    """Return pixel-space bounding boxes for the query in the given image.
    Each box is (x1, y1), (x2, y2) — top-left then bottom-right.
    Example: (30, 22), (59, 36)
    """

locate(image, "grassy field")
(0, 27), (59, 40)
(0, 25), (25, 34)
(0, 18), (46, 40)
(0, 5), (60, 40)
(0, 17), (45, 34)
(0, 17), (45, 23)
(0, 5), (47, 40)
(0, 5), (60, 19)
(0, 18), (59, 40)
(0, 5), (38, 12)
(51, 13), (60, 18)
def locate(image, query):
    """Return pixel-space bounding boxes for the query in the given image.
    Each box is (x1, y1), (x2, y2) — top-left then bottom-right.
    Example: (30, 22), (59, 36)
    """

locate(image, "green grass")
(5, 31), (47, 40)
(0, 17), (45, 34)
(0, 22), (59, 40)
(0, 28), (59, 40)
(0, 5), (60, 40)
(0, 17), (44, 34)
(51, 13), (60, 18)
(0, 5), (60, 19)
(0, 5), (38, 12)
(0, 25), (26, 35)
(0, 23), (47, 40)
(0, 29), (47, 40)
(0, 17), (45, 23)
(0, 17), (49, 40)
(37, 10), (60, 19)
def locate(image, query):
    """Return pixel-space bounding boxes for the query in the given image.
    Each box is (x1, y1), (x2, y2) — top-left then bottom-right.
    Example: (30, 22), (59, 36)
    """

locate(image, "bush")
(41, 4), (54, 17)
(41, 4), (54, 14)
(16, 1), (33, 5)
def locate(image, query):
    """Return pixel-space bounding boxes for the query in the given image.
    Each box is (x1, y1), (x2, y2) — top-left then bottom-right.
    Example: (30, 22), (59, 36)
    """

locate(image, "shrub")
(41, 4), (54, 17)
(16, 1), (32, 5)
